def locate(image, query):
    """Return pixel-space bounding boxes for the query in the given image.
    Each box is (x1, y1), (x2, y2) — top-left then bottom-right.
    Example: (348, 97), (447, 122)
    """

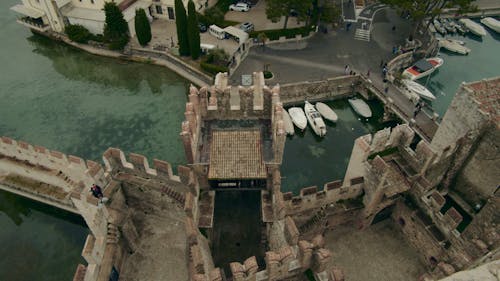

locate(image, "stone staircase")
(299, 206), (328, 233)
(161, 185), (185, 206)
(354, 28), (371, 41)
(107, 223), (120, 244)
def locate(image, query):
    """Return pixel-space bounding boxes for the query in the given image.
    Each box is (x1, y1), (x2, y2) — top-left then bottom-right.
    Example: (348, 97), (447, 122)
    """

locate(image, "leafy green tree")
(266, 0), (313, 29)
(380, 0), (477, 34)
(175, 0), (190, 56)
(135, 8), (152, 46)
(187, 0), (200, 59)
(65, 24), (91, 43)
(319, 2), (341, 27)
(103, 2), (129, 50)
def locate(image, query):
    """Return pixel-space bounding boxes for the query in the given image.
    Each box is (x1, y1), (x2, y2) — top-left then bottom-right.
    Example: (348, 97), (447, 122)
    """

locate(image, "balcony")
(17, 17), (50, 32)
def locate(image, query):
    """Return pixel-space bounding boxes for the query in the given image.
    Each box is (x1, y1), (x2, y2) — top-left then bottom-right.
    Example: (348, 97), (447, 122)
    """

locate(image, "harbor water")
(0, 0), (499, 277)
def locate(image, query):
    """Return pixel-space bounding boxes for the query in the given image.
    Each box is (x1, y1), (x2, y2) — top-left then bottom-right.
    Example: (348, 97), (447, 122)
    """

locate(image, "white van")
(209, 25), (226, 40)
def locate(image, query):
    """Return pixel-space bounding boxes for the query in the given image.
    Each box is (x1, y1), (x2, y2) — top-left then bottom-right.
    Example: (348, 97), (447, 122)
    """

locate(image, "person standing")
(91, 184), (104, 202)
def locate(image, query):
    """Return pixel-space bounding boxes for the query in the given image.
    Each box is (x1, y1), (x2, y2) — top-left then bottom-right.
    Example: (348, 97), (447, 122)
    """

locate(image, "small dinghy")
(348, 98), (372, 118)
(402, 79), (436, 101)
(288, 107), (307, 130)
(315, 102), (338, 122)
(480, 17), (500, 33)
(304, 101), (327, 137)
(459, 18), (487, 37)
(282, 109), (295, 135)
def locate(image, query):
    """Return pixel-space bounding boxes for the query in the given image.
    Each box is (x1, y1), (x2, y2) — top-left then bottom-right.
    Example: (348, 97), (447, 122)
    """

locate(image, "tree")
(135, 8), (151, 46)
(319, 2), (341, 27)
(65, 24), (92, 43)
(187, 0), (200, 59)
(380, 0), (477, 34)
(175, 0), (190, 56)
(103, 2), (129, 50)
(266, 0), (313, 29)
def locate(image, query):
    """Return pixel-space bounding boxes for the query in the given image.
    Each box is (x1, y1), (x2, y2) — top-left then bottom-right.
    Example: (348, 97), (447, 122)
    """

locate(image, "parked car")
(199, 23), (207, 33)
(239, 22), (254, 32)
(229, 3), (250, 12)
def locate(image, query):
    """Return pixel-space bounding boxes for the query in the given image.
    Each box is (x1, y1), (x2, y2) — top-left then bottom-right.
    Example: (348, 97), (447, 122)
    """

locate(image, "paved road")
(232, 8), (438, 139)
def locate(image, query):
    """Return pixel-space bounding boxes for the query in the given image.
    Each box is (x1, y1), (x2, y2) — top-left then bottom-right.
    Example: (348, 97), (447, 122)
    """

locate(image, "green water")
(1, 0), (499, 277)
(424, 26), (500, 116)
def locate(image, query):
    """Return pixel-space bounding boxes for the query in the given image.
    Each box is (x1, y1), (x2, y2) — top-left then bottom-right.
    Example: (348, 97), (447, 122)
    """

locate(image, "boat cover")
(414, 59), (433, 72)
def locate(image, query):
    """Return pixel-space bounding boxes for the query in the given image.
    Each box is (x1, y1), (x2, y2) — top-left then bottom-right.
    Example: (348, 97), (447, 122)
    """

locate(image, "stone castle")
(0, 73), (498, 281)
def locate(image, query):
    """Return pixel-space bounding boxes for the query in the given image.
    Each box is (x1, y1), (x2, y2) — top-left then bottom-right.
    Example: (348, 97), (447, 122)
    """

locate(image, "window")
(167, 7), (174, 19)
(155, 5), (163, 14)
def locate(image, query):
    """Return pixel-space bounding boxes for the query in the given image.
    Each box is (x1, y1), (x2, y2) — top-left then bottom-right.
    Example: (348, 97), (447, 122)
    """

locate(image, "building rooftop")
(465, 77), (500, 127)
(208, 130), (266, 180)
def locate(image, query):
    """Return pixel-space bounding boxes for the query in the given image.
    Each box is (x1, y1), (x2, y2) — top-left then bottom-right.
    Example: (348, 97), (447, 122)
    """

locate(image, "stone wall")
(280, 75), (363, 105)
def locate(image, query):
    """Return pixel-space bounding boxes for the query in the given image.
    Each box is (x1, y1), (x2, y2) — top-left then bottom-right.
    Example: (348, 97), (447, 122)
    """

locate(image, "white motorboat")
(288, 107), (307, 130)
(402, 57), (444, 81)
(459, 18), (487, 36)
(480, 17), (500, 33)
(437, 38), (471, 55)
(282, 109), (295, 135)
(315, 102), (338, 122)
(348, 98), (372, 118)
(304, 101), (327, 137)
(441, 18), (456, 33)
(433, 19), (447, 34)
(450, 20), (466, 34)
(402, 79), (436, 101)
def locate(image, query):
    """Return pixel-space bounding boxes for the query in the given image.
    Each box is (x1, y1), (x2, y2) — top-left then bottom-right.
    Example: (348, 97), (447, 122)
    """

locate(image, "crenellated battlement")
(0, 136), (106, 187)
(282, 178), (364, 215)
(184, 72), (281, 121)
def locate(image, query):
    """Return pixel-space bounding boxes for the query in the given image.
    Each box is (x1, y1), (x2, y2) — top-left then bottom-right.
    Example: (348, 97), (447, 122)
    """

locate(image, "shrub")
(65, 24), (91, 43)
(263, 70), (273, 79)
(200, 48), (229, 75)
(108, 35), (129, 50)
(249, 26), (313, 40)
(200, 61), (228, 74)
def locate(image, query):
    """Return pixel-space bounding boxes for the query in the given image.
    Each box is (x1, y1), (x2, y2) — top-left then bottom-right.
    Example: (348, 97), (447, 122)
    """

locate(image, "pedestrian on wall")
(345, 65), (350, 75)
(91, 184), (103, 200)
(366, 69), (371, 77)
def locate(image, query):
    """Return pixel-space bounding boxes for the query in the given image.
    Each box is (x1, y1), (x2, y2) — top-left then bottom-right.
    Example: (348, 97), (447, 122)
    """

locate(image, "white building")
(10, 0), (210, 37)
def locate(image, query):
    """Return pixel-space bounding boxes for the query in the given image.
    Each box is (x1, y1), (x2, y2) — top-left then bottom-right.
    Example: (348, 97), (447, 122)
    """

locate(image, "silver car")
(240, 22), (254, 32)
(229, 3), (250, 12)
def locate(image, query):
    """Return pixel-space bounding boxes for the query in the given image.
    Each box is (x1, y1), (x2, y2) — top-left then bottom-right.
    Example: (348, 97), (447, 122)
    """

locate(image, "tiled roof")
(208, 130), (266, 179)
(466, 77), (500, 127)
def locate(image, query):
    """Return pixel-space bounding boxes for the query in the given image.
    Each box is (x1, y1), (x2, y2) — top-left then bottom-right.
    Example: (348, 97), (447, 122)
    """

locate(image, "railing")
(17, 17), (49, 32)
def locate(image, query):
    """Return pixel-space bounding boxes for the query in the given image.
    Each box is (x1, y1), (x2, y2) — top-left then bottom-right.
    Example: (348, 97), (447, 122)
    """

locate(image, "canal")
(1, 0), (499, 277)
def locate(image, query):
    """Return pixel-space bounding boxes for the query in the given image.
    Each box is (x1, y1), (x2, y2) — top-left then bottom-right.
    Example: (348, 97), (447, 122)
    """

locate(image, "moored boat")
(480, 17), (500, 33)
(315, 102), (338, 122)
(459, 18), (487, 37)
(441, 18), (457, 33)
(433, 19), (447, 34)
(304, 101), (327, 137)
(288, 107), (307, 130)
(348, 98), (372, 118)
(437, 38), (471, 55)
(402, 79), (436, 101)
(402, 57), (444, 81)
(282, 109), (295, 135)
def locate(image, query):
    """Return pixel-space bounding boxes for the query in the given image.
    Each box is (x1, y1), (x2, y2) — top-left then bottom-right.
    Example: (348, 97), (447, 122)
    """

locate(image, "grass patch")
(367, 147), (399, 160)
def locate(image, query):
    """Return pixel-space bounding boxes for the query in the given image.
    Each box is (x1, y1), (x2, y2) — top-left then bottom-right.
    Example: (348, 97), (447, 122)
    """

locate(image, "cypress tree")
(135, 8), (152, 46)
(187, 0), (200, 59)
(175, 0), (190, 56)
(103, 2), (129, 50)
